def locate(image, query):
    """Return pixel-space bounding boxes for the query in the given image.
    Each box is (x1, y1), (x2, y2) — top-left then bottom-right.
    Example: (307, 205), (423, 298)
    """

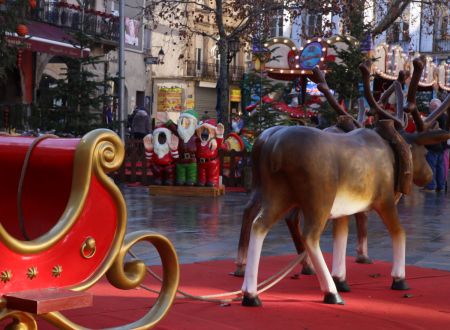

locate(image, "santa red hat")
(155, 123), (167, 130)
(199, 119), (217, 130)
(153, 124), (171, 138)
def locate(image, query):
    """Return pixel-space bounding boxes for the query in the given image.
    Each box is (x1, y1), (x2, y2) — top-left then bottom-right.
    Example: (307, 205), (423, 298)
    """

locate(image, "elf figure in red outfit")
(143, 125), (179, 185)
(195, 119), (225, 187)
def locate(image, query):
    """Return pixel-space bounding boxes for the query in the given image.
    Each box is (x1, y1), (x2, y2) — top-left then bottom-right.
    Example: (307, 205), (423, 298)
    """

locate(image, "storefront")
(229, 87), (242, 117)
(195, 81), (216, 119)
(4, 21), (90, 106)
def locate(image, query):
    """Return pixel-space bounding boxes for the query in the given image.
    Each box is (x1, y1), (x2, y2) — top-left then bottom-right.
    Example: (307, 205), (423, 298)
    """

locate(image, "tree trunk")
(216, 38), (230, 131)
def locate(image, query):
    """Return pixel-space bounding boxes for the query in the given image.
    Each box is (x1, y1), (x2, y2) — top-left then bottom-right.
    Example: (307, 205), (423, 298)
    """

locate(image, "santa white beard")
(178, 123), (196, 143)
(154, 141), (170, 159)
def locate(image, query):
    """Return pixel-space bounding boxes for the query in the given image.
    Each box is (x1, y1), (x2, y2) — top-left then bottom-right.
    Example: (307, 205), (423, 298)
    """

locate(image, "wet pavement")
(122, 184), (450, 271)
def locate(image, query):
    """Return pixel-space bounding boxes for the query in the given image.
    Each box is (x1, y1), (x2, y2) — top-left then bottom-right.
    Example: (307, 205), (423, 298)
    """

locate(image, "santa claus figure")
(143, 125), (179, 185)
(195, 119), (225, 187)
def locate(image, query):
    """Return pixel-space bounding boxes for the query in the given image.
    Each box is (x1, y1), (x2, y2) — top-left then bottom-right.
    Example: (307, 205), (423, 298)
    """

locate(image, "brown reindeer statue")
(233, 68), (381, 280)
(241, 56), (450, 306)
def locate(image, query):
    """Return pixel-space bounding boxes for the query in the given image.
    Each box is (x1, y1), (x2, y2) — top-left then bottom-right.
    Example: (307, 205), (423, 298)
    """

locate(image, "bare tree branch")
(371, 0), (412, 37)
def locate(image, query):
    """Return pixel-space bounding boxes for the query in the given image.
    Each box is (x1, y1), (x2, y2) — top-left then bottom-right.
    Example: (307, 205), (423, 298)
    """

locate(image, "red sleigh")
(0, 129), (179, 329)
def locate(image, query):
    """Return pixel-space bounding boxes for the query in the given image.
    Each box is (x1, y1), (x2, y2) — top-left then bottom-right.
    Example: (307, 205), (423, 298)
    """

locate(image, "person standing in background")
(422, 99), (448, 192)
(131, 108), (150, 139)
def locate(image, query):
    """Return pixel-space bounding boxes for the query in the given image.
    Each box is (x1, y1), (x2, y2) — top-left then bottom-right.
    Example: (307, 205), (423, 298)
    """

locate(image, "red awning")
(7, 21), (89, 58)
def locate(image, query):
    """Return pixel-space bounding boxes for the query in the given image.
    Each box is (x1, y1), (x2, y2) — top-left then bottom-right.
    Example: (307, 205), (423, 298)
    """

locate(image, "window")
(143, 28), (151, 53)
(269, 9), (284, 37)
(436, 6), (450, 39)
(387, 13), (410, 44)
(196, 48), (202, 71)
(305, 14), (322, 38)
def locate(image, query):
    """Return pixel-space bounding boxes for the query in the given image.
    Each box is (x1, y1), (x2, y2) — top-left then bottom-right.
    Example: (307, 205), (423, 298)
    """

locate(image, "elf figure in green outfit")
(167, 109), (199, 186)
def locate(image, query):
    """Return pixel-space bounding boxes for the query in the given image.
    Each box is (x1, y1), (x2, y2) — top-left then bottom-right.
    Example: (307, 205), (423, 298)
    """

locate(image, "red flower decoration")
(16, 24), (28, 37)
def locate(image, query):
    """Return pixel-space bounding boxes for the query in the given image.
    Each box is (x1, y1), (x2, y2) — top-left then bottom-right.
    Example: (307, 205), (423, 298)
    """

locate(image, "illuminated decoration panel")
(372, 43), (438, 88)
(326, 35), (359, 65)
(261, 37), (328, 80)
(299, 41), (323, 70)
(437, 62), (450, 91)
(373, 43), (409, 80)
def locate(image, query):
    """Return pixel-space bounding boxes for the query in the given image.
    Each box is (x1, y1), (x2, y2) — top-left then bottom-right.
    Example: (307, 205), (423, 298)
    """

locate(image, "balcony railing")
(186, 60), (244, 83)
(31, 2), (119, 43)
(433, 37), (450, 53)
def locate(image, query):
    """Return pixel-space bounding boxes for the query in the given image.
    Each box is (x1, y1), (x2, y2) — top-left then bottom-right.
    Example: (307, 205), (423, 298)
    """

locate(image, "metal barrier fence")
(113, 139), (251, 190)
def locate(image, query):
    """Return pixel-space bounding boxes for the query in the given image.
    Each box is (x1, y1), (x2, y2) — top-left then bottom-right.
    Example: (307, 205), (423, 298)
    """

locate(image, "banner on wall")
(230, 89), (241, 102)
(157, 87), (183, 112)
(125, 17), (142, 50)
(185, 97), (195, 110)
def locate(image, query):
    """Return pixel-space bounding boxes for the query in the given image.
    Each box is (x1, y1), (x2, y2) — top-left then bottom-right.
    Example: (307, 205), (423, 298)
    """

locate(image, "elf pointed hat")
(179, 109), (199, 122)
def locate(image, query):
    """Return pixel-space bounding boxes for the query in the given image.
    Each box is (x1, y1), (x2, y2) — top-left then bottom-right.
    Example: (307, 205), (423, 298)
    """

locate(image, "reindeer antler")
(311, 67), (362, 128)
(392, 80), (408, 127)
(404, 56), (450, 131)
(379, 70), (407, 105)
(378, 83), (397, 105)
(359, 63), (404, 129)
(403, 56), (426, 131)
(357, 99), (366, 125)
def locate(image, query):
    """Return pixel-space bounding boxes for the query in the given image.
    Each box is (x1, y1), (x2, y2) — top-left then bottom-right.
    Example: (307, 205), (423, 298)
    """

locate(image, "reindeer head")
(360, 56), (450, 188)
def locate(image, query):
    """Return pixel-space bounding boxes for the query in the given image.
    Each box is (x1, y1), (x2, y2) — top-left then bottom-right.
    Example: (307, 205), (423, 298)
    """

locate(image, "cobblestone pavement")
(122, 184), (450, 271)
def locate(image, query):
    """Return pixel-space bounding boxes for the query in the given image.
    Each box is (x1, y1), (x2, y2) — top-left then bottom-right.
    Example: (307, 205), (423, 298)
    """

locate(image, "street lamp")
(158, 48), (165, 64)
(144, 47), (165, 65)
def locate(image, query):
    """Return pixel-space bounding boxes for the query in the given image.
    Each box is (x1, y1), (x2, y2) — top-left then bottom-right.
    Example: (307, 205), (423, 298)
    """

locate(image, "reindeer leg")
(234, 191), (261, 277)
(354, 212), (372, 264)
(332, 216), (350, 292)
(285, 209), (315, 276)
(242, 205), (284, 307)
(241, 209), (269, 307)
(303, 214), (344, 305)
(375, 203), (409, 290)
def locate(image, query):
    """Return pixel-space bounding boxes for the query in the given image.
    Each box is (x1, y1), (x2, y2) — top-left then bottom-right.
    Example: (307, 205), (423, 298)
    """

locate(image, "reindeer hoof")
(356, 255), (373, 264)
(242, 295), (262, 307)
(231, 267), (245, 277)
(333, 277), (351, 292)
(323, 292), (344, 305)
(391, 279), (410, 290)
(301, 265), (315, 275)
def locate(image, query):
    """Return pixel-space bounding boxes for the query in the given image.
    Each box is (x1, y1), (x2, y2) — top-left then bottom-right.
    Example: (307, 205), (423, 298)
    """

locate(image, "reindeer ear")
(414, 130), (450, 146)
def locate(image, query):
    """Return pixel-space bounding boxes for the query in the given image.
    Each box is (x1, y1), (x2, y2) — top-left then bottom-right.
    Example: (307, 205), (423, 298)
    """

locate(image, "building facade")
(271, 1), (450, 60)
(149, 2), (248, 125)
(1, 0), (153, 130)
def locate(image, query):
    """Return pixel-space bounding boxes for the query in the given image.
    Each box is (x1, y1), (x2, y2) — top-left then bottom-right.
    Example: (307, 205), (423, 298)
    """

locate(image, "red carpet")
(32, 254), (450, 329)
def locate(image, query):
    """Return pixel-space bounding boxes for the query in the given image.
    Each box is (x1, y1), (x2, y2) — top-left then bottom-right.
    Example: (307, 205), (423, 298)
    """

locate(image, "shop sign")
(157, 87), (183, 112)
(185, 97), (195, 109)
(230, 89), (241, 102)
